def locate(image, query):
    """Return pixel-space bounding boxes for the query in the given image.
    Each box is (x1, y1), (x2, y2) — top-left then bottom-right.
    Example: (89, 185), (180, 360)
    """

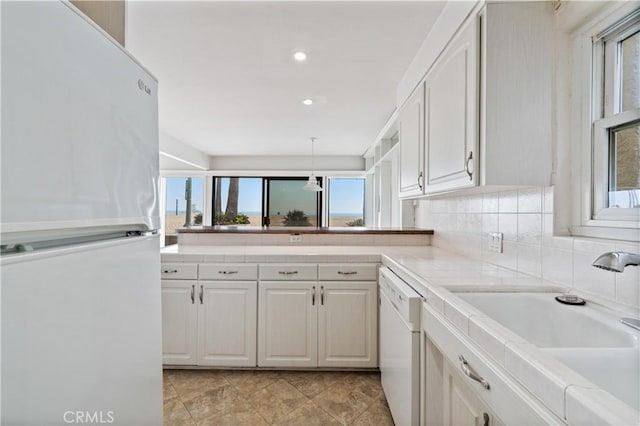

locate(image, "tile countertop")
(160, 244), (639, 425)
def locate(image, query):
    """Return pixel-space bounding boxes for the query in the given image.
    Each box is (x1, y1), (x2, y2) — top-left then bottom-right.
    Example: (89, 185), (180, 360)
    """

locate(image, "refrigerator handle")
(190, 285), (195, 304)
(199, 285), (203, 304)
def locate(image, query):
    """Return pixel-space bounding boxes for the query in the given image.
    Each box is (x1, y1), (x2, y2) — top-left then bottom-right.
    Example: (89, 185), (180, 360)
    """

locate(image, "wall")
(415, 187), (640, 313)
(160, 132), (210, 171)
(70, 1), (125, 46)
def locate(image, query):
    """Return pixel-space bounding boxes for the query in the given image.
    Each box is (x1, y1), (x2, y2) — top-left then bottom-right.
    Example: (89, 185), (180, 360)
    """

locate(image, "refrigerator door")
(1, 1), (160, 239)
(1, 235), (162, 425)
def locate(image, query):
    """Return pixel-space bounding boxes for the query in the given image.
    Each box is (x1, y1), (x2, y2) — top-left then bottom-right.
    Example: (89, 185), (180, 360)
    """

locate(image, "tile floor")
(163, 369), (395, 426)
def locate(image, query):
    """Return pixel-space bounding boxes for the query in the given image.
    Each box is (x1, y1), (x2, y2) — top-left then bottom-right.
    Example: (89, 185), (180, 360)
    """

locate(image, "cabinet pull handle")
(418, 171), (423, 190)
(199, 285), (203, 304)
(190, 285), (195, 304)
(459, 355), (490, 389)
(312, 286), (316, 306)
(337, 271), (357, 275)
(465, 151), (473, 180)
(321, 286), (324, 305)
(483, 413), (490, 426)
(218, 270), (238, 275)
(279, 270), (299, 275)
(163, 269), (178, 274)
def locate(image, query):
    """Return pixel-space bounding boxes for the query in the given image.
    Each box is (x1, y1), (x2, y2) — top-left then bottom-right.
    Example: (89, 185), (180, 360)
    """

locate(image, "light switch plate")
(289, 234), (302, 243)
(488, 232), (503, 253)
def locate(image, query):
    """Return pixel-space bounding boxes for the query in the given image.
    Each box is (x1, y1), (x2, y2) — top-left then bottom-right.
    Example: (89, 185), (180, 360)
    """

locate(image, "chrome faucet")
(592, 252), (640, 273)
(592, 251), (640, 332)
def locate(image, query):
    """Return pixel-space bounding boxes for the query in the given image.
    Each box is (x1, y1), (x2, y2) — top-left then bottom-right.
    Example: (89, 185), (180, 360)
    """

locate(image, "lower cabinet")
(258, 280), (378, 368)
(161, 279), (257, 367)
(161, 280), (198, 365)
(198, 281), (257, 367)
(442, 358), (503, 426)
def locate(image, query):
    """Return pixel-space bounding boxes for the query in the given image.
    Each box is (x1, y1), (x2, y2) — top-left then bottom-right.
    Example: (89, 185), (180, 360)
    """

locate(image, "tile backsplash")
(414, 186), (640, 312)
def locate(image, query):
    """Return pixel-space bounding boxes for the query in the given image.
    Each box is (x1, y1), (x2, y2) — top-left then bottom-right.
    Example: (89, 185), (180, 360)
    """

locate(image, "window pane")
(165, 177), (205, 236)
(267, 179), (320, 227)
(329, 178), (365, 227)
(608, 122), (640, 208)
(621, 30), (640, 111)
(213, 177), (262, 225)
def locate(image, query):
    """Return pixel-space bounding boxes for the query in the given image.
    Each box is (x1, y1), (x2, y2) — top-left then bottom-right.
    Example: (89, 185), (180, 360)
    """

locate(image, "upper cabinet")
(397, 2), (553, 197)
(399, 83), (425, 197)
(424, 17), (478, 193)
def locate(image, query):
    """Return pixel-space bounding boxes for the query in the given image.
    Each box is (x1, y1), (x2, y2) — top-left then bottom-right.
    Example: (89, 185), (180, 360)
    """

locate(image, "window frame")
(571, 4), (640, 241)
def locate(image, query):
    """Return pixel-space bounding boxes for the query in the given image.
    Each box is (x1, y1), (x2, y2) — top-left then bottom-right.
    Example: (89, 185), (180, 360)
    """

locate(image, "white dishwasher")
(379, 267), (422, 426)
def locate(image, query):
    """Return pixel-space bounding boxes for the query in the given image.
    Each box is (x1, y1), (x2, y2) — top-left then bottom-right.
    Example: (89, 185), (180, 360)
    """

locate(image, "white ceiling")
(126, 1), (445, 157)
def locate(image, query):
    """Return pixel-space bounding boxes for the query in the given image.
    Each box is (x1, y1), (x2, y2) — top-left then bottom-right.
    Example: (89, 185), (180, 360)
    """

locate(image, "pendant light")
(303, 137), (323, 192)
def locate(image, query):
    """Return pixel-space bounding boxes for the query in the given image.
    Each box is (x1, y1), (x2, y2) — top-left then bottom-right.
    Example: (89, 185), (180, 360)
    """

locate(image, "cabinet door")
(318, 282), (378, 368)
(258, 282), (317, 367)
(197, 281), (257, 367)
(443, 359), (501, 426)
(399, 82), (425, 197)
(161, 280), (197, 365)
(424, 17), (478, 193)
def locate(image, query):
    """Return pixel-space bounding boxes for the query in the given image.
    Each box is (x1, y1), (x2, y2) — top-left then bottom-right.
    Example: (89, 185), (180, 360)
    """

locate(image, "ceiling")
(126, 1), (445, 157)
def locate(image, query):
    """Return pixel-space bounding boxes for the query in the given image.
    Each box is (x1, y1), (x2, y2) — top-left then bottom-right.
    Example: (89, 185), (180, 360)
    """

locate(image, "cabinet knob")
(163, 269), (178, 274)
(337, 271), (357, 275)
(459, 354), (490, 389)
(219, 270), (238, 275)
(279, 270), (299, 275)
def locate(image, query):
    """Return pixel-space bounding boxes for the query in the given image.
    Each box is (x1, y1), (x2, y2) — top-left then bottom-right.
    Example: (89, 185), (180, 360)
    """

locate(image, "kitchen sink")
(455, 291), (640, 411)
(456, 292), (638, 348)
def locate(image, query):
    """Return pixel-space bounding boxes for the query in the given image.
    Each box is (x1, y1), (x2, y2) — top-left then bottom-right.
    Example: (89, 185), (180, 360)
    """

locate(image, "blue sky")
(165, 177), (364, 215)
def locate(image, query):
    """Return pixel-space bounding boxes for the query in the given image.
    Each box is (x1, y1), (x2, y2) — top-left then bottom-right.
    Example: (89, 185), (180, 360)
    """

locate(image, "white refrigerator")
(1, 2), (163, 425)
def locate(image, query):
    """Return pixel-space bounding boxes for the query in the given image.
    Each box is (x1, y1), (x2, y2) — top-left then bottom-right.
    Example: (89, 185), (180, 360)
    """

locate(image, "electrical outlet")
(488, 232), (503, 253)
(289, 234), (302, 243)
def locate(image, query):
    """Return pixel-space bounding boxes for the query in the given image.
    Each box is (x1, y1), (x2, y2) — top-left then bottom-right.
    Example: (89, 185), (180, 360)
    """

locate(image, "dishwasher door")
(379, 268), (421, 426)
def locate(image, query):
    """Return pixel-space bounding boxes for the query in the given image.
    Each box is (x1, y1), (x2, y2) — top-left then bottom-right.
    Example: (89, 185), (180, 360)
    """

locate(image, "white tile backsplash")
(417, 186), (639, 311)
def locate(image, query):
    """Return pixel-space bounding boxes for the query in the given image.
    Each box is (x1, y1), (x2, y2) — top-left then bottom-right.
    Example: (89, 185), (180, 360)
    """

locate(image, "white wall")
(415, 187), (640, 313)
(159, 132), (210, 171)
(209, 155), (365, 174)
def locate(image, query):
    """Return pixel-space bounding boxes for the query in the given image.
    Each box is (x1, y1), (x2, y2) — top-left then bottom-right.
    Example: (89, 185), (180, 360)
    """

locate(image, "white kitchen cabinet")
(318, 282), (377, 368)
(399, 82), (425, 197)
(396, 2), (553, 197)
(258, 263), (378, 368)
(198, 281), (257, 367)
(258, 281), (318, 367)
(161, 280), (197, 365)
(442, 359), (503, 426)
(424, 17), (478, 194)
(161, 263), (258, 367)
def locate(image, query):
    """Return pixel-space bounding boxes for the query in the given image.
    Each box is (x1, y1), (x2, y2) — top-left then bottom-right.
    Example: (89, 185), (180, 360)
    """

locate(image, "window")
(572, 6), (640, 239)
(212, 177), (262, 225)
(163, 176), (205, 244)
(591, 10), (640, 226)
(328, 178), (365, 227)
(211, 176), (323, 227)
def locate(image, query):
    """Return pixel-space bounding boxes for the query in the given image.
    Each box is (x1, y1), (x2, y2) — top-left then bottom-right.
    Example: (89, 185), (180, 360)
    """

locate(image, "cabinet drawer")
(318, 264), (378, 281)
(259, 264), (317, 281)
(161, 263), (198, 280)
(198, 264), (257, 281)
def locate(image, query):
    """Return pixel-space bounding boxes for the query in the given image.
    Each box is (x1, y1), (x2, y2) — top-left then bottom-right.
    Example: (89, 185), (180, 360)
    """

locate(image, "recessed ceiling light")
(293, 51), (307, 62)
(302, 99), (313, 106)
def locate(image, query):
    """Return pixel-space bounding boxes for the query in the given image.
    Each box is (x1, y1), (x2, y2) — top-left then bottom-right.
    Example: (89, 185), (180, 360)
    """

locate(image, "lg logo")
(63, 411), (115, 424)
(138, 79), (151, 95)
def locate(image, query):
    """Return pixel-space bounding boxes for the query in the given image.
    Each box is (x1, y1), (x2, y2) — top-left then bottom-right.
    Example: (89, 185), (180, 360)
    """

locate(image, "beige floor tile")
(281, 371), (343, 398)
(182, 384), (241, 422)
(195, 396), (269, 426)
(221, 370), (282, 395)
(272, 400), (342, 426)
(168, 370), (230, 401)
(164, 396), (196, 426)
(164, 380), (179, 402)
(312, 382), (373, 425)
(247, 379), (309, 423)
(351, 400), (394, 426)
(341, 372), (386, 401)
